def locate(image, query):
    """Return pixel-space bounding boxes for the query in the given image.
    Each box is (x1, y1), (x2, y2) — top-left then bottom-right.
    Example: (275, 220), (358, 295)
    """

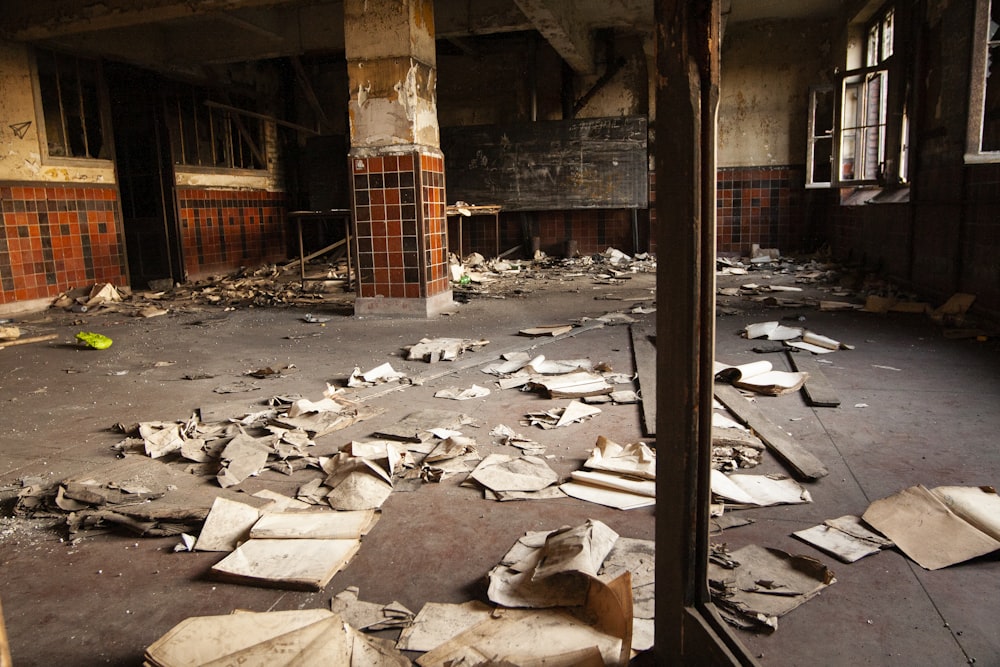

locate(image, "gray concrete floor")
(1, 262), (998, 666)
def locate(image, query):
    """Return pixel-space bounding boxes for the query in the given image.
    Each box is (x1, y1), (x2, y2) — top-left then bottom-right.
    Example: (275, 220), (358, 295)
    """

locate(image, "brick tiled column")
(345, 0), (453, 317)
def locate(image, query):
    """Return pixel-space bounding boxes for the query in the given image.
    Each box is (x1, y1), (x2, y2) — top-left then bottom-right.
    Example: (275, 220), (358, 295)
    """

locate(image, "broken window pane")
(163, 85), (266, 170)
(35, 49), (108, 160)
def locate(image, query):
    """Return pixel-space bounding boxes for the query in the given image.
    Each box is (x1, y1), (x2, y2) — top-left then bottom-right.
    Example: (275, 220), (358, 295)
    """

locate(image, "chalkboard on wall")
(441, 116), (648, 211)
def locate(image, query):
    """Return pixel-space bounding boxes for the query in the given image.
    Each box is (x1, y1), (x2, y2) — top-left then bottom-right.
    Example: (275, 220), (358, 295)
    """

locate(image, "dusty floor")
(1, 256), (999, 666)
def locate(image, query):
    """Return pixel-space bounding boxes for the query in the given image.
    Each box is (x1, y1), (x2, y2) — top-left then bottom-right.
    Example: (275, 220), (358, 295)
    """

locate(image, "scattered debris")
(433, 384), (491, 400)
(330, 587), (414, 633)
(519, 324), (574, 337)
(710, 470), (812, 508)
(522, 400), (602, 429)
(560, 438), (656, 510)
(406, 337), (489, 362)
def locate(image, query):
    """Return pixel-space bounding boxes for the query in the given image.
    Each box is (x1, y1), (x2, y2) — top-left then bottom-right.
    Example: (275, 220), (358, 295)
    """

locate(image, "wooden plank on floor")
(630, 323), (657, 436)
(713, 383), (829, 480)
(786, 351), (841, 407)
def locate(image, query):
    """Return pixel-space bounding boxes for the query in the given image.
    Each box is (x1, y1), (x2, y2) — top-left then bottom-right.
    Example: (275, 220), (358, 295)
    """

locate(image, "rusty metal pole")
(653, 0), (758, 663)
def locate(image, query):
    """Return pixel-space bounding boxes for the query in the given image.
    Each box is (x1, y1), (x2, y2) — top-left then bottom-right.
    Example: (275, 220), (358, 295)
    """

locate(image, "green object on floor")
(75, 331), (113, 349)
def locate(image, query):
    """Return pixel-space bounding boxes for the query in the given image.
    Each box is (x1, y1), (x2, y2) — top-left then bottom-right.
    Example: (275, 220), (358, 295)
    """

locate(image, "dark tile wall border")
(716, 166), (806, 254)
(176, 188), (288, 279)
(0, 184), (125, 304)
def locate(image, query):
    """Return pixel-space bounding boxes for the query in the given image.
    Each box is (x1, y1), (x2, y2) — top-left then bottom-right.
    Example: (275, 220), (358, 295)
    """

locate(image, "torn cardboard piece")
(793, 515), (894, 563)
(862, 484), (1000, 569)
(709, 544), (836, 633)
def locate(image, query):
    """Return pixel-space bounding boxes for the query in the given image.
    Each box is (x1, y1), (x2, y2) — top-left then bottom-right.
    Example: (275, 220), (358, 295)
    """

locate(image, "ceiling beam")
(1, 0), (301, 41)
(513, 0), (596, 74)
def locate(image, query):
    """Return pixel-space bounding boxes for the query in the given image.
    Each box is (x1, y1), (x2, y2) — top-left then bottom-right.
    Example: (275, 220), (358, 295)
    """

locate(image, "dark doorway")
(106, 63), (181, 289)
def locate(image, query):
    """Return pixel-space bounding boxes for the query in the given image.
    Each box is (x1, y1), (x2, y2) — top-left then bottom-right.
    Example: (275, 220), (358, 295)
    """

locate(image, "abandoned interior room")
(0, 0), (999, 664)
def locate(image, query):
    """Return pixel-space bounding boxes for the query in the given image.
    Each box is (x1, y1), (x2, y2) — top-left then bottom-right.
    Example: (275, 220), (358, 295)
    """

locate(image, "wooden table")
(445, 204), (502, 258)
(289, 209), (353, 286)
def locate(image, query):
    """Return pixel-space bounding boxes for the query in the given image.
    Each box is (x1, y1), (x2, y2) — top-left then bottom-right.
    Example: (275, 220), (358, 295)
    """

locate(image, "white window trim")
(966, 0), (1000, 163)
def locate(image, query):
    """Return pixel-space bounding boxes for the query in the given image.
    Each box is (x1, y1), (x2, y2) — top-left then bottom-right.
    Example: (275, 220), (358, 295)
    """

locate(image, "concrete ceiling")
(1, 0), (845, 78)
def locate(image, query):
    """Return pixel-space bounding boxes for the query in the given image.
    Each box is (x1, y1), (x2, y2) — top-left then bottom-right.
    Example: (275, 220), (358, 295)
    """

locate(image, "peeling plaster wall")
(0, 40), (115, 184)
(348, 57), (439, 151)
(718, 20), (832, 168)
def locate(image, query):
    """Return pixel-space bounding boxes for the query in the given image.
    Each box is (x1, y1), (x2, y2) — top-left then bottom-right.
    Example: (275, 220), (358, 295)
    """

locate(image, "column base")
(354, 290), (457, 318)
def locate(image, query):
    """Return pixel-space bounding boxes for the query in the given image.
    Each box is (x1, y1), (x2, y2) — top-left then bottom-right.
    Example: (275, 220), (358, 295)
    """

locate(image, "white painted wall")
(0, 40), (116, 184)
(718, 20), (833, 167)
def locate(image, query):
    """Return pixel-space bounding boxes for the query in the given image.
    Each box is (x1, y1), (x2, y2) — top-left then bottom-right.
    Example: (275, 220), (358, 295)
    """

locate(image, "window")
(806, 86), (835, 187)
(967, 0), (1000, 162)
(34, 49), (111, 161)
(163, 86), (266, 171)
(833, 3), (908, 187)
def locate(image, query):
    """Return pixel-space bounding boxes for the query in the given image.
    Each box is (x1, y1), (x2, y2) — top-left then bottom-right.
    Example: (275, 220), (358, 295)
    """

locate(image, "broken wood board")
(786, 351), (841, 407)
(210, 537), (362, 590)
(714, 383), (829, 480)
(862, 485), (1000, 570)
(629, 324), (657, 436)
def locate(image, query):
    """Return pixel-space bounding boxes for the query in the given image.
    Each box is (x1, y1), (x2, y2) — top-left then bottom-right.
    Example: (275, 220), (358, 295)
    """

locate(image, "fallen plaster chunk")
(709, 544), (836, 633)
(793, 515), (894, 563)
(862, 484), (1000, 570)
(144, 609), (410, 666)
(710, 470), (812, 508)
(713, 359), (809, 396)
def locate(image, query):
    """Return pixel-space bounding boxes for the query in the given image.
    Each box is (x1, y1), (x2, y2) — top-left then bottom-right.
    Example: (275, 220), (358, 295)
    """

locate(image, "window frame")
(832, 2), (907, 188)
(966, 0), (1000, 163)
(30, 47), (114, 167)
(162, 85), (268, 173)
(806, 85), (836, 188)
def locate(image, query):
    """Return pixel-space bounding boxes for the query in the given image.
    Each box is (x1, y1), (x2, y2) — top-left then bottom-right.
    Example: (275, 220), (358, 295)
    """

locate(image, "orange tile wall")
(176, 188), (288, 279)
(0, 184), (126, 305)
(351, 151), (449, 299)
